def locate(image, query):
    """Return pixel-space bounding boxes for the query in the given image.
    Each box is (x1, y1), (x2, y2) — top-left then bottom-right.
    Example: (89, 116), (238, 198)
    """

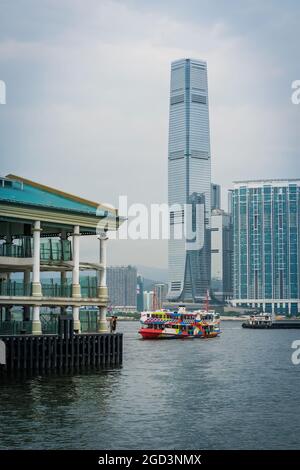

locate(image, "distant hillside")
(136, 265), (168, 282)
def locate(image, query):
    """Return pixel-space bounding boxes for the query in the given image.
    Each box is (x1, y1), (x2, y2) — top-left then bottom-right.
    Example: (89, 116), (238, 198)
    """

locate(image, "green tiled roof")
(0, 175), (114, 217)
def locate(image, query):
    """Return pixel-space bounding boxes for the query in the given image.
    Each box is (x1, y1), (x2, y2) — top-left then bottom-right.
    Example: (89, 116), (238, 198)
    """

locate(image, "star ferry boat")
(138, 307), (221, 340)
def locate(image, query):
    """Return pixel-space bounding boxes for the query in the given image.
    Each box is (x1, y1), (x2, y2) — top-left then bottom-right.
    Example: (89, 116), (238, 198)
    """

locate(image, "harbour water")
(1, 321), (300, 450)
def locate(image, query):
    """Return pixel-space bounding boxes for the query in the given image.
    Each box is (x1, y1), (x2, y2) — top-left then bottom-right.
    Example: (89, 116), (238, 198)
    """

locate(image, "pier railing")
(0, 320), (33, 335)
(0, 281), (32, 296)
(0, 237), (72, 261)
(0, 277), (98, 298)
(0, 236), (32, 257)
(40, 239), (72, 262)
(41, 282), (72, 298)
(0, 310), (99, 335)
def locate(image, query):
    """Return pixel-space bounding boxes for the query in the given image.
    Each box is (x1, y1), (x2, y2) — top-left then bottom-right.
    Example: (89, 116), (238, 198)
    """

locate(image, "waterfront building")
(231, 179), (300, 315)
(0, 174), (122, 335)
(153, 283), (168, 309)
(107, 265), (137, 311)
(211, 183), (221, 210)
(167, 58), (212, 303)
(211, 209), (233, 302)
(143, 290), (154, 311)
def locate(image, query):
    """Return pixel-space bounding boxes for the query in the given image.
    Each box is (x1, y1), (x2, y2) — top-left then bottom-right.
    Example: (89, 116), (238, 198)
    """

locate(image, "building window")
(170, 210), (184, 225)
(171, 282), (181, 291)
(170, 94), (184, 105)
(191, 94), (207, 104)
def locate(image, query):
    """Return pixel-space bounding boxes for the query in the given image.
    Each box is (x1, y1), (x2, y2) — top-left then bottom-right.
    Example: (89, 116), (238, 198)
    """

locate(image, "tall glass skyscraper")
(231, 180), (300, 315)
(167, 59), (211, 302)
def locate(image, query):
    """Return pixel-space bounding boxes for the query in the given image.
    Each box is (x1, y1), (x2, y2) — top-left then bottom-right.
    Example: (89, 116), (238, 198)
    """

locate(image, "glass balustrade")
(0, 236), (32, 257)
(0, 277), (98, 298)
(0, 237), (72, 261)
(0, 310), (98, 335)
(40, 239), (72, 262)
(0, 281), (32, 296)
(0, 320), (32, 335)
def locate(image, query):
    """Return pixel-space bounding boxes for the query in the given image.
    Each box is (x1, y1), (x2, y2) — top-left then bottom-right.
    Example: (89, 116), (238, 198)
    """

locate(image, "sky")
(0, 0), (299, 269)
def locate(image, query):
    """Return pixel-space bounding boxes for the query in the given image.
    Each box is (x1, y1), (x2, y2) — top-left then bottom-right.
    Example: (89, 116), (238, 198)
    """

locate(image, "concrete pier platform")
(0, 333), (123, 373)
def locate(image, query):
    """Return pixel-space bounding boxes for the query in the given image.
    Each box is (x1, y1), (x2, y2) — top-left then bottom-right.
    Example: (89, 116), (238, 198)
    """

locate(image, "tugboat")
(242, 312), (273, 329)
(138, 307), (221, 339)
(242, 312), (300, 329)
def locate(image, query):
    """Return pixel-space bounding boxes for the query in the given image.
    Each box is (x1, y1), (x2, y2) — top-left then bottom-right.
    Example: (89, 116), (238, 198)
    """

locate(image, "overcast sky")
(0, 0), (299, 268)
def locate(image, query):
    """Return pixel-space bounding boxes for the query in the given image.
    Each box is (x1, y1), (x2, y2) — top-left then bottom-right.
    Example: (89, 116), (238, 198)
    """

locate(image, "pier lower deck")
(0, 333), (123, 373)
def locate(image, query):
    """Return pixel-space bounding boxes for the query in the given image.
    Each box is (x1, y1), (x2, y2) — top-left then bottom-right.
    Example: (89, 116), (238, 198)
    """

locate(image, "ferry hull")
(139, 328), (198, 339)
(138, 328), (219, 340)
(138, 328), (166, 339)
(203, 332), (219, 338)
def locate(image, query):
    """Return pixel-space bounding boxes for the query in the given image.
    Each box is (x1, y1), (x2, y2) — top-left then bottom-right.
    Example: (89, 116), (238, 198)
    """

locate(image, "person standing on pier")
(110, 316), (117, 334)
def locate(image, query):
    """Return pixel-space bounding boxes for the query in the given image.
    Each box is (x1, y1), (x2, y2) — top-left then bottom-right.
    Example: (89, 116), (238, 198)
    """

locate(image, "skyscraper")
(153, 283), (168, 309)
(107, 265), (137, 310)
(143, 291), (154, 311)
(231, 180), (300, 315)
(211, 208), (233, 301)
(167, 59), (211, 302)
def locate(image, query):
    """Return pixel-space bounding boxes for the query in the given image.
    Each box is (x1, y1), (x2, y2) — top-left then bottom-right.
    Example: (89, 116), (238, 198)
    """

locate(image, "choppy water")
(1, 321), (300, 450)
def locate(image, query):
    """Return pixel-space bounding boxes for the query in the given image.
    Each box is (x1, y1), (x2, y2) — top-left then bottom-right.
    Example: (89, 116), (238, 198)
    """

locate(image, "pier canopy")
(0, 174), (120, 235)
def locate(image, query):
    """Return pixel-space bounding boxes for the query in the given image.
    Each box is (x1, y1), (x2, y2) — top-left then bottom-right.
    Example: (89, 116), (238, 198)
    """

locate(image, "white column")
(72, 225), (81, 332)
(23, 270), (31, 321)
(60, 270), (67, 315)
(73, 306), (80, 333)
(98, 234), (108, 295)
(32, 305), (42, 335)
(98, 233), (108, 332)
(32, 221), (42, 296)
(31, 222), (42, 334)
(98, 306), (108, 333)
(72, 225), (81, 298)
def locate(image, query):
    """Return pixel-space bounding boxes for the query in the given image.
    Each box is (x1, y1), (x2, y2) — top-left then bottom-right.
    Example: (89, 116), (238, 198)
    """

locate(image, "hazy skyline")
(0, 0), (299, 268)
